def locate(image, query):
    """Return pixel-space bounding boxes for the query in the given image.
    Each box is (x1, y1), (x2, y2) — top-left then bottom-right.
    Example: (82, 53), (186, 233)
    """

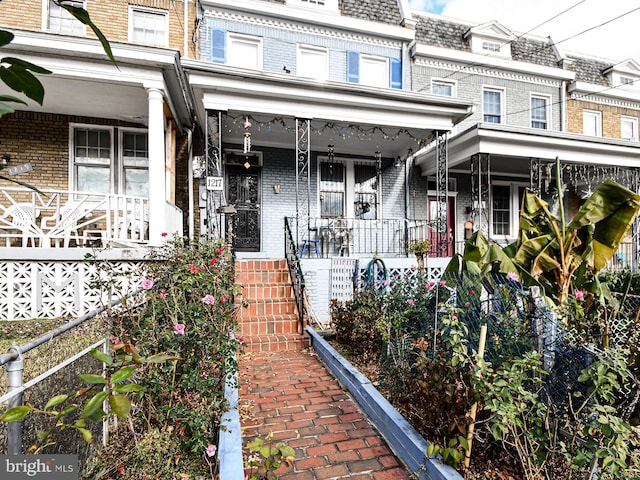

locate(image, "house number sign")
(206, 176), (224, 191)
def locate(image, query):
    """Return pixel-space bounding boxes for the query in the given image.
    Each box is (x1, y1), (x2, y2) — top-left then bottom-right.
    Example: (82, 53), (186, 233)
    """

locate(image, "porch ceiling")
(184, 60), (475, 159)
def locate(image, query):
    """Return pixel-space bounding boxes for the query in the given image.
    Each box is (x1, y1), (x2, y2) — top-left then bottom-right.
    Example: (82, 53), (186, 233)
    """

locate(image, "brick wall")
(0, 0), (199, 58)
(0, 110), (143, 192)
(566, 99), (640, 139)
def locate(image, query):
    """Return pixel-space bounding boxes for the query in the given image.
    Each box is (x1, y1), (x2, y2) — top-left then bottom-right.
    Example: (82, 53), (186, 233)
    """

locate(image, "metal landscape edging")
(306, 326), (463, 480)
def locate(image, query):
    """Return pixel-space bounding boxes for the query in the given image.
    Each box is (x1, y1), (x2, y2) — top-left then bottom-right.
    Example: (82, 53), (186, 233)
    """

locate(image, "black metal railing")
(284, 217), (306, 328)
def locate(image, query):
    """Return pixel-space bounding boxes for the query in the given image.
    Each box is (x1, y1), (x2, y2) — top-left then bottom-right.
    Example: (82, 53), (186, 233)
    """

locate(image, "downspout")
(187, 129), (194, 240)
(183, 0), (189, 58)
(560, 80), (567, 132)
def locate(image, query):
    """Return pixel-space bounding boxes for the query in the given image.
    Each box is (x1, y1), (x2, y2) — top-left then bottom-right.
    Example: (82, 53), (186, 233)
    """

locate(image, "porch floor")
(239, 349), (410, 479)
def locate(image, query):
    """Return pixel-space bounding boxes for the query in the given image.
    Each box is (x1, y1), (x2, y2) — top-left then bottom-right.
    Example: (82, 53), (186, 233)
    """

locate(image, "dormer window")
(464, 21), (515, 58)
(603, 59), (640, 90)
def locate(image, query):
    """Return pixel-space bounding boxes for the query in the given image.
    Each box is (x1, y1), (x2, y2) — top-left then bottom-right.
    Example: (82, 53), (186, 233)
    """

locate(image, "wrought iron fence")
(284, 217), (305, 328)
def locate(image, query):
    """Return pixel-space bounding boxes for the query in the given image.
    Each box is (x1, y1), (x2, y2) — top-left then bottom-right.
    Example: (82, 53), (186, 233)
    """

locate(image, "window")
(483, 88), (503, 123)
(531, 95), (550, 129)
(583, 110), (602, 136)
(47, 0), (85, 35)
(619, 76), (636, 86)
(297, 45), (328, 80)
(346, 51), (401, 89)
(354, 165), (377, 220)
(320, 162), (344, 218)
(491, 183), (526, 238)
(482, 41), (501, 52)
(622, 116), (638, 141)
(72, 126), (148, 197)
(287, 0), (339, 10)
(129, 7), (168, 47)
(210, 29), (262, 70)
(432, 80), (456, 97)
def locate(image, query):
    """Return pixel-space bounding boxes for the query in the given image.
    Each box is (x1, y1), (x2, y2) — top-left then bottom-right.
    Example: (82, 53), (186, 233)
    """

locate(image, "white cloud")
(410, 0), (640, 62)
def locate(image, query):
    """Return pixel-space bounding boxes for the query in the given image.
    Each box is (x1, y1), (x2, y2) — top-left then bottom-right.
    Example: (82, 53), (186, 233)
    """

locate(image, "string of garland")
(222, 113), (427, 146)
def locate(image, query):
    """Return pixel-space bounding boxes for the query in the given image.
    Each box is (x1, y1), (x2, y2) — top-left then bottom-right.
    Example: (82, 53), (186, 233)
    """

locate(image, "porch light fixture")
(1, 154), (9, 166)
(243, 117), (252, 154)
(327, 144), (334, 161)
(375, 151), (382, 172)
(394, 156), (402, 168)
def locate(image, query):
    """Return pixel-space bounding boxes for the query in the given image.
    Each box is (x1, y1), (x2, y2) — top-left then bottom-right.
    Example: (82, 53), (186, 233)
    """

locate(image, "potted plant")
(408, 239), (431, 268)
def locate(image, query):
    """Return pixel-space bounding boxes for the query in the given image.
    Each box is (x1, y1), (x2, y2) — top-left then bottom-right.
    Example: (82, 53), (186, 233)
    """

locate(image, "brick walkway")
(239, 350), (410, 480)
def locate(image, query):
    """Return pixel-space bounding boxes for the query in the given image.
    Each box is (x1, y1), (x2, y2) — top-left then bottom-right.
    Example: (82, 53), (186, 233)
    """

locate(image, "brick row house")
(0, 1), (639, 323)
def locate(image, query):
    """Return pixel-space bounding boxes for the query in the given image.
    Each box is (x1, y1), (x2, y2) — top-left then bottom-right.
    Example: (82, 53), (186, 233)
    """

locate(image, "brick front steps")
(234, 260), (308, 352)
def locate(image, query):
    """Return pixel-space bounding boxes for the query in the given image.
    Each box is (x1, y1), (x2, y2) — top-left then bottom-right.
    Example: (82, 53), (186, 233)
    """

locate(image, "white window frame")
(583, 109), (602, 137)
(316, 159), (380, 220)
(128, 6), (169, 47)
(297, 45), (328, 81)
(482, 86), (505, 124)
(530, 93), (551, 130)
(359, 54), (389, 88)
(431, 79), (457, 97)
(490, 181), (527, 240)
(43, 0), (86, 35)
(69, 124), (149, 197)
(621, 116), (638, 141)
(119, 128), (149, 197)
(227, 33), (263, 70)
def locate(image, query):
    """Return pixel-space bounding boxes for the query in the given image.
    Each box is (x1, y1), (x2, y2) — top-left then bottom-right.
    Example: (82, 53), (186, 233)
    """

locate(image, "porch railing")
(0, 187), (149, 248)
(284, 217), (305, 328)
(287, 217), (436, 258)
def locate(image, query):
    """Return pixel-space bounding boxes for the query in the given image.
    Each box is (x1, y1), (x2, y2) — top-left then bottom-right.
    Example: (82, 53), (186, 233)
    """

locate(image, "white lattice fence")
(0, 260), (143, 320)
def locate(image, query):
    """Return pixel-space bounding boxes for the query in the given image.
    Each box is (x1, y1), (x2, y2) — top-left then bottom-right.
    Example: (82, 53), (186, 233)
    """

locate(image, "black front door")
(226, 167), (260, 251)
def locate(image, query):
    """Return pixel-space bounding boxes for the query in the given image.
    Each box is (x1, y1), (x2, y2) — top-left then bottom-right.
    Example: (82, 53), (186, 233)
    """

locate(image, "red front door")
(428, 196), (455, 257)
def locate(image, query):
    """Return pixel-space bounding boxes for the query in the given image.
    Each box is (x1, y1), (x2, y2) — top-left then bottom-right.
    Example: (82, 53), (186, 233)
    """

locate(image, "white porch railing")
(0, 188), (149, 248)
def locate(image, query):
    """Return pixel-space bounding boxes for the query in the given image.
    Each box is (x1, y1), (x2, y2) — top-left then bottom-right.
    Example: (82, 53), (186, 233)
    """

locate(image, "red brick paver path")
(239, 350), (410, 479)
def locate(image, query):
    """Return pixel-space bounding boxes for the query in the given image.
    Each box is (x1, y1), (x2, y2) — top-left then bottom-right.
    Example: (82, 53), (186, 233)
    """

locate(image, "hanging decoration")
(327, 144), (334, 162)
(243, 117), (252, 154)
(223, 114), (427, 146)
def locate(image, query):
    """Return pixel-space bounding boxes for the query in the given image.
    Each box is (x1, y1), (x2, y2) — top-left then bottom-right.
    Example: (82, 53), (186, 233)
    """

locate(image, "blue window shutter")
(211, 28), (226, 63)
(390, 58), (402, 89)
(347, 51), (359, 83)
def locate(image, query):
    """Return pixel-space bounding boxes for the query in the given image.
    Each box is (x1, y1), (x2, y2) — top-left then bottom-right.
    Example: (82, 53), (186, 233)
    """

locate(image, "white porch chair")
(0, 204), (43, 247)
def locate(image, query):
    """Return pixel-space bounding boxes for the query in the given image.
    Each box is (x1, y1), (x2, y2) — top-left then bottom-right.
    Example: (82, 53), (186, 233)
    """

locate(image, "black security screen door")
(226, 167), (260, 251)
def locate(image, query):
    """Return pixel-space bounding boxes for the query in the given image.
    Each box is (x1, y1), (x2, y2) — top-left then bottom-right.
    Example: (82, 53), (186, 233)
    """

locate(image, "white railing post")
(6, 354), (24, 455)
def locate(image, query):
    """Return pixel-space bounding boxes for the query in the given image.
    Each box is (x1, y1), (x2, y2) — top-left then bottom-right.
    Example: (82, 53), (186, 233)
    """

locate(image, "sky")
(408, 0), (640, 62)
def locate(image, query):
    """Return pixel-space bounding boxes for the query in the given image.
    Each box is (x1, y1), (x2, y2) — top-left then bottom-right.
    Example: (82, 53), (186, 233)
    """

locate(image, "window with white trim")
(210, 29), (263, 70)
(491, 183), (526, 238)
(46, 0), (85, 35)
(482, 41), (501, 52)
(129, 7), (168, 47)
(72, 126), (148, 197)
(483, 87), (504, 124)
(320, 162), (344, 218)
(297, 45), (328, 80)
(319, 160), (380, 219)
(287, 0), (339, 11)
(531, 94), (550, 129)
(432, 79), (456, 97)
(583, 110), (602, 136)
(622, 116), (638, 141)
(346, 51), (401, 89)
(354, 164), (377, 220)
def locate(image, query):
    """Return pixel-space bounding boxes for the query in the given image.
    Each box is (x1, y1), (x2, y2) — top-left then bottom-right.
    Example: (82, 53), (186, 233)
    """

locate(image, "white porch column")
(147, 87), (166, 246)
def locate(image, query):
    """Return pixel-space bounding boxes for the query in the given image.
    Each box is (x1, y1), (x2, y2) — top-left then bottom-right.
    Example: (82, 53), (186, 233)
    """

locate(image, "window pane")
(622, 118), (637, 140)
(432, 83), (453, 96)
(75, 129), (110, 163)
(49, 0), (84, 34)
(124, 169), (149, 197)
(77, 166), (110, 193)
(492, 185), (510, 236)
(320, 162), (344, 218)
(122, 132), (148, 166)
(531, 97), (547, 129)
(360, 56), (387, 88)
(131, 9), (167, 46)
(583, 111), (601, 136)
(228, 38), (260, 69)
(354, 165), (376, 219)
(483, 90), (501, 123)
(298, 48), (327, 80)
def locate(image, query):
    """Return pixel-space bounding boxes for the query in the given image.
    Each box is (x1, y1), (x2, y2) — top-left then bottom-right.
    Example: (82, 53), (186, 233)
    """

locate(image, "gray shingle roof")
(567, 55), (610, 86)
(339, 0), (402, 25)
(511, 37), (558, 68)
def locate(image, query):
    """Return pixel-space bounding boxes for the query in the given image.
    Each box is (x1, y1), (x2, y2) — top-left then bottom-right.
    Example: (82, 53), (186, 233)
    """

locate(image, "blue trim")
(347, 50), (360, 83)
(211, 28), (226, 64)
(390, 58), (402, 89)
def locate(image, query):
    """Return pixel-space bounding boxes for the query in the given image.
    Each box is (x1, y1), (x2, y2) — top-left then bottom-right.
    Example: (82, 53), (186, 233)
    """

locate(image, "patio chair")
(41, 202), (89, 247)
(0, 204), (43, 247)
